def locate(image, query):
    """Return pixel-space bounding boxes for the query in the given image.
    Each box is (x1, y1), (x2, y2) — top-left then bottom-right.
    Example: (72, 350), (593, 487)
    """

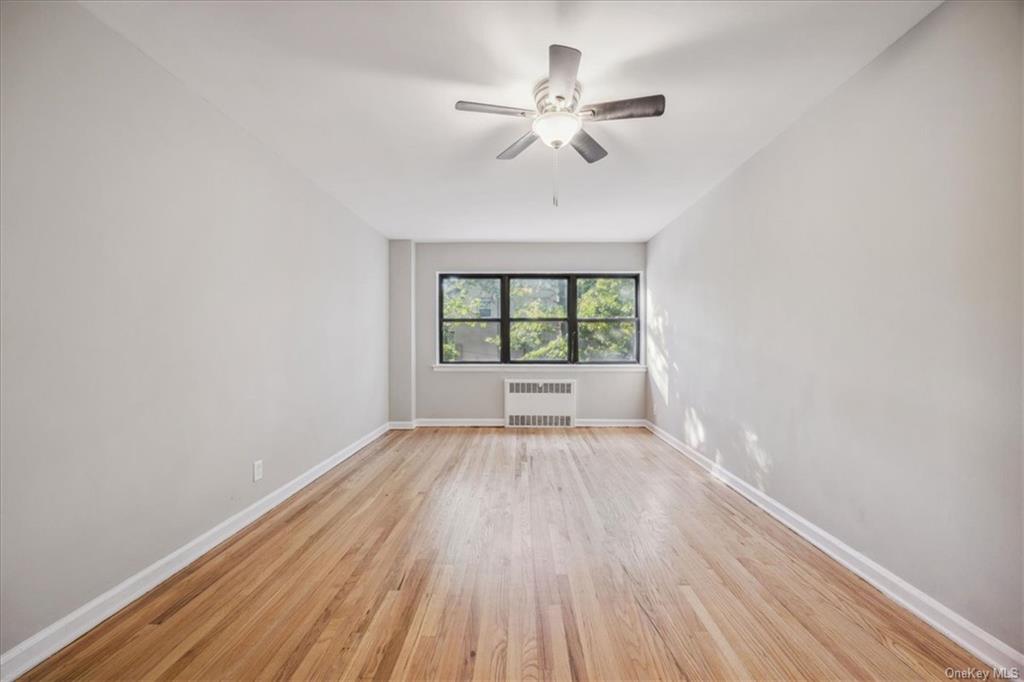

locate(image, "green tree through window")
(510, 278), (568, 361)
(577, 278), (637, 362)
(440, 277), (500, 362)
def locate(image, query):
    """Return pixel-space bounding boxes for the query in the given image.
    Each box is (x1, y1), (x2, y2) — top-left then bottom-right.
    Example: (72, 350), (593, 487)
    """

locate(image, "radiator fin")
(508, 381), (574, 394)
(507, 414), (572, 427)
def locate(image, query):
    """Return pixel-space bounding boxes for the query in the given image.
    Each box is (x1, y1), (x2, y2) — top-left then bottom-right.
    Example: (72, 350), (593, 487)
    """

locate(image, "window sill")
(432, 364), (647, 373)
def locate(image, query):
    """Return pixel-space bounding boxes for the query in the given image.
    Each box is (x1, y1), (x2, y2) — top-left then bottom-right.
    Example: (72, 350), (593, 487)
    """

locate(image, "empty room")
(1, 0), (1022, 680)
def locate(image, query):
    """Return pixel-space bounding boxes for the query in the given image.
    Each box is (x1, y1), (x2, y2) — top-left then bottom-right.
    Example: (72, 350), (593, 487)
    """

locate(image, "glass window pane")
(577, 278), (636, 318)
(510, 278), (567, 318)
(442, 278), (500, 319)
(510, 321), (568, 361)
(578, 321), (637, 362)
(442, 321), (501, 362)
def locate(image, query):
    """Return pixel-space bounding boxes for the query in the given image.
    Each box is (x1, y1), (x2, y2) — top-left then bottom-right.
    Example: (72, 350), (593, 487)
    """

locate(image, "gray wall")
(414, 242), (647, 421)
(389, 240), (415, 423)
(646, 0), (1023, 650)
(0, 1), (388, 652)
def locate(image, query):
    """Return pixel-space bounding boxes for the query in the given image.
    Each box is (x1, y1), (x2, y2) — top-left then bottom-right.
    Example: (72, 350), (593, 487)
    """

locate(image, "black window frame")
(438, 273), (641, 365)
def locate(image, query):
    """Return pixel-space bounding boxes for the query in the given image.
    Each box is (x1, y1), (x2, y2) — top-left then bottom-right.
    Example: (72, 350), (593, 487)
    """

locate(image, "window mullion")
(500, 275), (510, 363)
(569, 276), (578, 364)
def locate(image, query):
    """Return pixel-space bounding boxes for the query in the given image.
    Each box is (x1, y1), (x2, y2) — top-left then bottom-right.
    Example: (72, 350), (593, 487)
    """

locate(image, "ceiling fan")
(455, 44), (665, 205)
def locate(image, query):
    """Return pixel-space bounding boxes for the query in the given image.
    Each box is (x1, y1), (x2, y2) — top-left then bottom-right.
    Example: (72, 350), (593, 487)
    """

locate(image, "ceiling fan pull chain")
(552, 149), (559, 208)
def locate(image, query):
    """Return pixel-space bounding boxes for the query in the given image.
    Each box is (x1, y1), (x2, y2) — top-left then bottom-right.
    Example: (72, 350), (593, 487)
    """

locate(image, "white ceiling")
(82, 0), (939, 242)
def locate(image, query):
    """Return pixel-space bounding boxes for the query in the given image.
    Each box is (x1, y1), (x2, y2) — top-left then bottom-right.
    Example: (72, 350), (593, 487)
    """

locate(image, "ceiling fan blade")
(570, 129), (608, 164)
(497, 131), (539, 160)
(548, 45), (582, 104)
(583, 95), (666, 121)
(456, 101), (534, 117)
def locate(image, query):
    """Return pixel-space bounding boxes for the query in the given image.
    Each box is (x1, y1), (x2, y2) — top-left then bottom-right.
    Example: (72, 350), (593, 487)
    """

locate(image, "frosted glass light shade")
(532, 112), (582, 149)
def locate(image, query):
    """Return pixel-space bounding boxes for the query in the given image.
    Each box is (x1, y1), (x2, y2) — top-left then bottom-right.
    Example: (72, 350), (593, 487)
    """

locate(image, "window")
(440, 276), (501, 362)
(439, 274), (640, 364)
(510, 277), (569, 361)
(577, 277), (638, 363)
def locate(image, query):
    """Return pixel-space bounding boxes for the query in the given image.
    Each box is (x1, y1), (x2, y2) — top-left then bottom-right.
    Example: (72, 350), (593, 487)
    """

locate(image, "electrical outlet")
(253, 460), (263, 482)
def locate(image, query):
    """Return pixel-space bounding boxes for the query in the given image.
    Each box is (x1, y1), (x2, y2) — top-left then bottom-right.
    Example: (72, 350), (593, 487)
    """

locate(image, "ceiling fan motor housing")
(533, 78), (583, 113)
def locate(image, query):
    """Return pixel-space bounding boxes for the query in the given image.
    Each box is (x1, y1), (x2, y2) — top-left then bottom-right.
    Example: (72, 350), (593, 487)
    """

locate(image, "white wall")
(413, 242), (647, 422)
(0, 1), (388, 652)
(646, 0), (1023, 651)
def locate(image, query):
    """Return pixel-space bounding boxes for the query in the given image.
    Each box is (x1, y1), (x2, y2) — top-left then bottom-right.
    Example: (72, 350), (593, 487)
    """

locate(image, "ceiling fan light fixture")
(532, 111), (582, 149)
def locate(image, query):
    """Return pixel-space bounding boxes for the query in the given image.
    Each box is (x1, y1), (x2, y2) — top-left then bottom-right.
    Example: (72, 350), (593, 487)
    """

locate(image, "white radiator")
(504, 379), (576, 428)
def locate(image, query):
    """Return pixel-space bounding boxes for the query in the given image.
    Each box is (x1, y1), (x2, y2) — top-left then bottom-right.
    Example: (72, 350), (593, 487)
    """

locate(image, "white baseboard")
(643, 420), (1024, 672)
(0, 422), (392, 682)
(575, 418), (648, 427)
(387, 420), (416, 430)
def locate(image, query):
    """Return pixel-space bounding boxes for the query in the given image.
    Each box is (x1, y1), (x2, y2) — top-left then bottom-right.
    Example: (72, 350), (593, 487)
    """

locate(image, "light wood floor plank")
(23, 427), (983, 681)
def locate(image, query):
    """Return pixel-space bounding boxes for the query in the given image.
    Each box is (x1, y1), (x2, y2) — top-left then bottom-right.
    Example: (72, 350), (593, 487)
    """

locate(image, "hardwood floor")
(25, 427), (981, 680)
